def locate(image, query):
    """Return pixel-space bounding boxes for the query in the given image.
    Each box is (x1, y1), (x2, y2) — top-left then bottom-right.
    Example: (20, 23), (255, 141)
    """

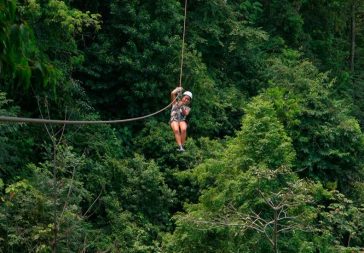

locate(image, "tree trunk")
(52, 142), (59, 253)
(273, 208), (278, 253)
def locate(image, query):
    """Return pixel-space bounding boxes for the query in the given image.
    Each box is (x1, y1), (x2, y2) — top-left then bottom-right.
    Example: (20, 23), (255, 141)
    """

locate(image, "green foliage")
(0, 0), (36, 89)
(106, 155), (174, 226)
(0, 92), (26, 180)
(318, 191), (364, 248)
(88, 154), (175, 252)
(0, 145), (95, 252)
(256, 0), (306, 46)
(19, 0), (101, 34)
(300, 0), (350, 70)
(263, 50), (364, 192)
(66, 121), (125, 159)
(97, 205), (162, 253)
(1, 0), (364, 252)
(164, 166), (319, 253)
(0, 0), (101, 106)
(229, 96), (296, 170)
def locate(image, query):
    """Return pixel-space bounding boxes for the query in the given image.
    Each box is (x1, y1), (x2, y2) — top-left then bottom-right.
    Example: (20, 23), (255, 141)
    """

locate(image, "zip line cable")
(0, 0), (188, 125)
(0, 100), (174, 124)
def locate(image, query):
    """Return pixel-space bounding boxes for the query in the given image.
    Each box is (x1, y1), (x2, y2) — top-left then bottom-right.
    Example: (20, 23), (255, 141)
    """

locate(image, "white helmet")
(183, 91), (193, 100)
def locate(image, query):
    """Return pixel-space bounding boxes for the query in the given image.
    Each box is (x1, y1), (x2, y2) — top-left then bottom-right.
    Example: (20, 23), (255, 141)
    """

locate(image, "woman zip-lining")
(170, 87), (192, 151)
(169, 0), (191, 152)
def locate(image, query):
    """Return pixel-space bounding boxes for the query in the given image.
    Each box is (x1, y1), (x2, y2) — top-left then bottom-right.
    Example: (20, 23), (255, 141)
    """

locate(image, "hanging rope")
(179, 0), (188, 87)
(0, 0), (189, 125)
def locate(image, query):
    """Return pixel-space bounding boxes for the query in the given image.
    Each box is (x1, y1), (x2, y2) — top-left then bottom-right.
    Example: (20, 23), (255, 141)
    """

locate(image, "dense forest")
(1, 0), (364, 252)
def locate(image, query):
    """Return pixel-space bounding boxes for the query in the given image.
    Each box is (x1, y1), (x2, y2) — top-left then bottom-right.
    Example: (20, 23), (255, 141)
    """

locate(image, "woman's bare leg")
(170, 121), (182, 146)
(179, 121), (188, 146)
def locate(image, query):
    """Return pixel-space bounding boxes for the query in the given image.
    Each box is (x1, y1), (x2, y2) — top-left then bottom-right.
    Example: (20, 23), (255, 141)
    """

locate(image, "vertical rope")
(179, 0), (188, 87)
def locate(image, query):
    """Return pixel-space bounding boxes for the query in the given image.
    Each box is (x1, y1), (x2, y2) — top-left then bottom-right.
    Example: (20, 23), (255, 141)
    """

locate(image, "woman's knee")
(179, 122), (188, 133)
(170, 122), (180, 134)
(173, 129), (181, 135)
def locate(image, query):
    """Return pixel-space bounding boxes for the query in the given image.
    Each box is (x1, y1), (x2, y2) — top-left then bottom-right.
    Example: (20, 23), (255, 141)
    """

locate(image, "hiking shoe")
(177, 146), (185, 152)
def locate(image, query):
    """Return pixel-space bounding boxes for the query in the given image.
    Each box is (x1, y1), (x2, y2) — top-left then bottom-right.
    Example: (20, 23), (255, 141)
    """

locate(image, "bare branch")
(37, 96), (54, 143)
(56, 107), (68, 147)
(83, 188), (104, 218)
(59, 164), (76, 222)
